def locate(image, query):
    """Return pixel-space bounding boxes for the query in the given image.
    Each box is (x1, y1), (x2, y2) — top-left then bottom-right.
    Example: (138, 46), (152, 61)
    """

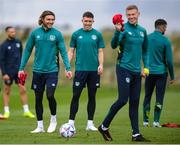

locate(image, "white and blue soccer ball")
(59, 123), (75, 138)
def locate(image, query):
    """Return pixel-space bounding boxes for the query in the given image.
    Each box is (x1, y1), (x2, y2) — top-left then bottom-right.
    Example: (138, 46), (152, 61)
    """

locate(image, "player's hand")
(169, 79), (175, 84)
(3, 74), (10, 80)
(65, 71), (73, 79)
(18, 70), (25, 78)
(98, 64), (103, 75)
(115, 23), (123, 31)
(141, 68), (149, 78)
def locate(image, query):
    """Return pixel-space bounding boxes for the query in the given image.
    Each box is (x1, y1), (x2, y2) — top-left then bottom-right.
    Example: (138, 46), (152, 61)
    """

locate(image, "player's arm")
(165, 38), (175, 83)
(19, 31), (35, 71)
(68, 48), (75, 64)
(0, 44), (7, 76)
(142, 30), (149, 77)
(98, 48), (104, 75)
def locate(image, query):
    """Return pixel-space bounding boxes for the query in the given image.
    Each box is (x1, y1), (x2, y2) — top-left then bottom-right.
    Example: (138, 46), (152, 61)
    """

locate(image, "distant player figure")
(18, 10), (72, 133)
(98, 5), (150, 142)
(0, 26), (35, 119)
(143, 19), (175, 128)
(67, 11), (105, 131)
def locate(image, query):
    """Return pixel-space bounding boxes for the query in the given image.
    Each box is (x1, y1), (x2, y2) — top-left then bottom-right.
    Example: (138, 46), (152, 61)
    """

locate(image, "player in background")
(67, 11), (105, 131)
(143, 19), (175, 128)
(98, 5), (150, 141)
(18, 10), (72, 133)
(0, 26), (35, 119)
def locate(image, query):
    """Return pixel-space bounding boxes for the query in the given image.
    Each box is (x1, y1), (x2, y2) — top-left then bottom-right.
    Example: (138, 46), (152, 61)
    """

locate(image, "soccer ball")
(59, 123), (75, 138)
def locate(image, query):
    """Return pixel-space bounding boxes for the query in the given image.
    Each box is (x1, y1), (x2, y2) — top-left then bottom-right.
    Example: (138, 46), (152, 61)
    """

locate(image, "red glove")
(112, 14), (124, 31)
(18, 71), (27, 86)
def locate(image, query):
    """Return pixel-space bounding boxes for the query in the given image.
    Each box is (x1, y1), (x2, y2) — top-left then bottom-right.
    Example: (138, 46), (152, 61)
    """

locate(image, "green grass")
(0, 83), (180, 144)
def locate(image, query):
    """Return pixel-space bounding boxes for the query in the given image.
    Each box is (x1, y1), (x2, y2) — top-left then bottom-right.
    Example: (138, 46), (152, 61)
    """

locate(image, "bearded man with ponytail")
(19, 10), (72, 133)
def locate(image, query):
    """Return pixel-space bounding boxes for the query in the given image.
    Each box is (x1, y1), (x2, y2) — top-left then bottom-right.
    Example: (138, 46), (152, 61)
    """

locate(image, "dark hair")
(126, 5), (139, 11)
(38, 10), (55, 25)
(155, 19), (167, 28)
(82, 11), (94, 18)
(5, 26), (14, 32)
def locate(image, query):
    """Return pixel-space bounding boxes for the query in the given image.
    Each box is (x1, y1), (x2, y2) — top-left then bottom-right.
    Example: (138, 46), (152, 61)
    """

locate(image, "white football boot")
(153, 122), (162, 128)
(31, 127), (45, 133)
(47, 122), (57, 133)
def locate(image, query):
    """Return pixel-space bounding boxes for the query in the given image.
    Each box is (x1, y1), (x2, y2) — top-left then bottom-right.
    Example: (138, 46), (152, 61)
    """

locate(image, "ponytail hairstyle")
(38, 10), (55, 25)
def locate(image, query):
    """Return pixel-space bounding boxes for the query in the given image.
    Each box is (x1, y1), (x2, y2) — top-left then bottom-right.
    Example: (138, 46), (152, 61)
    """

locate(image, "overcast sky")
(0, 0), (180, 33)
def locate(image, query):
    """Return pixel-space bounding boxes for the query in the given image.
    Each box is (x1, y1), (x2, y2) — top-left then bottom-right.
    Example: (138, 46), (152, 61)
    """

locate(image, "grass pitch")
(0, 83), (180, 144)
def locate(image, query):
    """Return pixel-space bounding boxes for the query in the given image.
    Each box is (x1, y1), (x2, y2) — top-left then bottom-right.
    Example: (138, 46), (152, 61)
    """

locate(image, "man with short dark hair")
(0, 26), (35, 119)
(143, 19), (175, 128)
(67, 11), (105, 132)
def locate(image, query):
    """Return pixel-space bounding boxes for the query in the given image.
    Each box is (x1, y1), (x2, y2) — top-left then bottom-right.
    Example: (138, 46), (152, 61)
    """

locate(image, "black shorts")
(73, 71), (100, 89)
(4, 73), (19, 86)
(31, 72), (58, 92)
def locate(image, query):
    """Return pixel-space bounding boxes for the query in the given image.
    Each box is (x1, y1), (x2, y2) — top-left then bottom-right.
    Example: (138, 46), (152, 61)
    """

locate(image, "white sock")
(68, 119), (75, 126)
(87, 120), (93, 126)
(4, 106), (10, 113)
(50, 115), (57, 123)
(37, 120), (44, 128)
(102, 124), (108, 131)
(23, 104), (29, 113)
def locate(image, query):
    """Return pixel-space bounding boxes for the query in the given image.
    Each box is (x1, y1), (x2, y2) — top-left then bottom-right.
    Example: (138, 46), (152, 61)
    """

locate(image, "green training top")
(148, 30), (175, 79)
(70, 28), (105, 71)
(111, 22), (149, 73)
(19, 27), (70, 73)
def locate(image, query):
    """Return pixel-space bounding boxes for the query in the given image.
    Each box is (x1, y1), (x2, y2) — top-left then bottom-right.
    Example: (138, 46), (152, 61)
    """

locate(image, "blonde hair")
(126, 5), (139, 11)
(38, 10), (55, 25)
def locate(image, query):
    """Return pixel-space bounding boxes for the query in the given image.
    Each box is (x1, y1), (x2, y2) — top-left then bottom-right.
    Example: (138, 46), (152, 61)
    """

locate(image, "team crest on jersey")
(16, 43), (20, 48)
(140, 31), (144, 37)
(125, 77), (130, 83)
(91, 35), (97, 40)
(33, 84), (37, 89)
(36, 35), (40, 39)
(8, 46), (11, 50)
(128, 32), (133, 35)
(78, 35), (83, 39)
(75, 82), (80, 86)
(50, 35), (56, 41)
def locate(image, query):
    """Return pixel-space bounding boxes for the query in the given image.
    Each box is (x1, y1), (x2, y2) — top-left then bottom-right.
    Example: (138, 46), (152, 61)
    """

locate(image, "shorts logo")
(125, 77), (130, 83)
(50, 35), (56, 41)
(16, 43), (20, 48)
(79, 36), (83, 39)
(75, 82), (80, 86)
(96, 83), (100, 87)
(91, 35), (97, 40)
(8, 46), (11, 50)
(52, 83), (56, 87)
(33, 84), (37, 89)
(140, 31), (144, 37)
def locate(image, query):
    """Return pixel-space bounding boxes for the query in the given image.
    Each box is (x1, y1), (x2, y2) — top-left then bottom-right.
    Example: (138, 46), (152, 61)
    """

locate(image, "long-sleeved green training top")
(111, 22), (149, 73)
(148, 30), (175, 80)
(19, 26), (70, 73)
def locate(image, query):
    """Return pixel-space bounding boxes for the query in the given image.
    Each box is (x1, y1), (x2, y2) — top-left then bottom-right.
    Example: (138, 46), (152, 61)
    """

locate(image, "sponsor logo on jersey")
(52, 83), (56, 87)
(33, 84), (37, 89)
(16, 43), (20, 48)
(128, 32), (133, 35)
(91, 35), (97, 40)
(50, 35), (56, 41)
(78, 36), (83, 39)
(125, 77), (130, 83)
